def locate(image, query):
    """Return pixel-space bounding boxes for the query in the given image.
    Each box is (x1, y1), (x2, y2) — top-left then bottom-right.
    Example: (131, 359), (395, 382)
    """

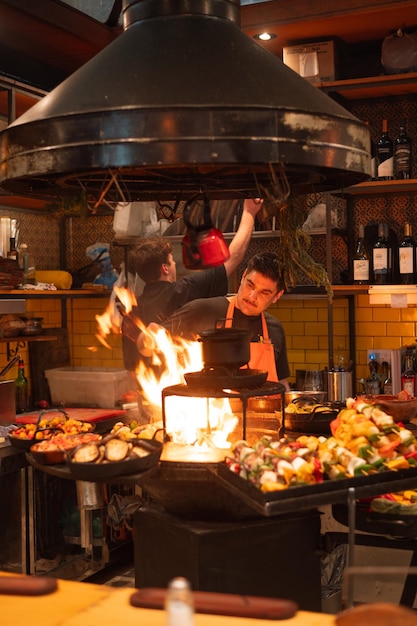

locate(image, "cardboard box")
(283, 40), (338, 84)
(45, 367), (134, 408)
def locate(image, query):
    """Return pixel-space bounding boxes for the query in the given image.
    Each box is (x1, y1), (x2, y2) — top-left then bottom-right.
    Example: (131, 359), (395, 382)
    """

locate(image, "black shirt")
(122, 265), (228, 371)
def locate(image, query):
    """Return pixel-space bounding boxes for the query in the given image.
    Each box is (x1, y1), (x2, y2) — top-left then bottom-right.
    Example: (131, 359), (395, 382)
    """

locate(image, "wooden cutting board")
(15, 408), (127, 424)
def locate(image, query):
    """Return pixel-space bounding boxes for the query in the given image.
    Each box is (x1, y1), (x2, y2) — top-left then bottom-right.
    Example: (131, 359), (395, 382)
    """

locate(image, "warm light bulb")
(254, 32), (276, 41)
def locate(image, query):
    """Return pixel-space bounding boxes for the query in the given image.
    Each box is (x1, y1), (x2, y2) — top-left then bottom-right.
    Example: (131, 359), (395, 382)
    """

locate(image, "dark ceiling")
(2, 0), (417, 92)
(0, 0), (416, 210)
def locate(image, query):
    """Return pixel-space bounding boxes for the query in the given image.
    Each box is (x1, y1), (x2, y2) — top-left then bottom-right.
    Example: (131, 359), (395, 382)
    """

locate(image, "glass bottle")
(353, 224), (369, 284)
(19, 243), (37, 285)
(394, 118), (411, 180)
(7, 237), (17, 261)
(377, 119), (394, 180)
(383, 363), (393, 395)
(165, 577), (194, 626)
(372, 222), (391, 284)
(365, 121), (377, 180)
(399, 222), (415, 284)
(401, 351), (416, 397)
(365, 355), (381, 395)
(15, 357), (29, 414)
(7, 219), (18, 261)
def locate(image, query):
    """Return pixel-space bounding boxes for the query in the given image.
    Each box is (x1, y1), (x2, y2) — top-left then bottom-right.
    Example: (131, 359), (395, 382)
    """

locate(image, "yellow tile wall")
(270, 295), (417, 389)
(0, 296), (125, 400)
(2, 292), (417, 399)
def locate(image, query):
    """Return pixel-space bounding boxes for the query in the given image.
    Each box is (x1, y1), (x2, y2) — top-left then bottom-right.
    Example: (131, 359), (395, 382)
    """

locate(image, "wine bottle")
(394, 118), (412, 180)
(353, 224), (369, 284)
(401, 350), (416, 397)
(377, 119), (394, 180)
(7, 237), (17, 261)
(365, 121), (377, 180)
(383, 363), (393, 395)
(372, 222), (392, 284)
(14, 357), (29, 414)
(399, 222), (415, 284)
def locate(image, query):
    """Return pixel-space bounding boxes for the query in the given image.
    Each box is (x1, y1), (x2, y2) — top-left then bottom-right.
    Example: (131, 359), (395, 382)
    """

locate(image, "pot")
(324, 371), (352, 402)
(198, 328), (251, 369)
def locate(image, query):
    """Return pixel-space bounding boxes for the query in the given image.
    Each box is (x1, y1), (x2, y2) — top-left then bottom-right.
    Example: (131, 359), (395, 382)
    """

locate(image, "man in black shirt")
(123, 198), (261, 370)
(142, 252), (290, 388)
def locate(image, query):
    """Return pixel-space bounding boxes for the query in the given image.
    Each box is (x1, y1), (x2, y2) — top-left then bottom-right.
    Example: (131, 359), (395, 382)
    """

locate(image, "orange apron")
(225, 297), (278, 382)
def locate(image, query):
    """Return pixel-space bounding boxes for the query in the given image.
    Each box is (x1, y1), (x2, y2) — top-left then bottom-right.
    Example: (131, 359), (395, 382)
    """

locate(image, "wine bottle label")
(402, 379), (415, 396)
(377, 156), (393, 178)
(395, 146), (411, 167)
(399, 248), (414, 274)
(373, 248), (388, 271)
(353, 259), (369, 281)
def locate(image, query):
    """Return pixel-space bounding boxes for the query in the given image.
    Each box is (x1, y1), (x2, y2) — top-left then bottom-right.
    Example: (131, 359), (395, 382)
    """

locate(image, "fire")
(96, 287), (238, 449)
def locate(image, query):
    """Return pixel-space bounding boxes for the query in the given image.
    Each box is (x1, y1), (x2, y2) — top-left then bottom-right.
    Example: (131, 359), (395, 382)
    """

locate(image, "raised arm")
(223, 198), (262, 277)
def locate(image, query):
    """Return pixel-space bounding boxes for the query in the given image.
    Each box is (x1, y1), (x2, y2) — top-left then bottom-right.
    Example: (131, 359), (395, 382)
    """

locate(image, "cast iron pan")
(184, 369), (268, 390)
(284, 399), (339, 434)
(66, 438), (163, 480)
(8, 409), (71, 451)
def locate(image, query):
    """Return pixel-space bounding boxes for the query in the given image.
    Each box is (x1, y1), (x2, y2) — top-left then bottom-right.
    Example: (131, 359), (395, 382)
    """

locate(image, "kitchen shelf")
(0, 334), (58, 360)
(334, 179), (417, 196)
(0, 336), (57, 344)
(0, 289), (110, 298)
(115, 228), (328, 246)
(319, 72), (417, 100)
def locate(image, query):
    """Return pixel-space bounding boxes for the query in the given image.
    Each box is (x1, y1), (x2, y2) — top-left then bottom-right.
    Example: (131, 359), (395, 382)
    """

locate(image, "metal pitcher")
(324, 371), (353, 402)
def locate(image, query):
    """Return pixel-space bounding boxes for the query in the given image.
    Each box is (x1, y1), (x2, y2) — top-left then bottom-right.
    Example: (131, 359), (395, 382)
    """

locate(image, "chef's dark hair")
(128, 237), (173, 283)
(245, 253), (285, 291)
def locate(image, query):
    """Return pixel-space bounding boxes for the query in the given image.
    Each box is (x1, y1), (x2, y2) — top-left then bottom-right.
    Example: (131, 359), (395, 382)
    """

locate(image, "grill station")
(131, 332), (417, 610)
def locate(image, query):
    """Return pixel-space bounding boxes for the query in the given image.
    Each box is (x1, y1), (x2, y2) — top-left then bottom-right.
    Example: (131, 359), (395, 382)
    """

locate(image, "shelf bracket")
(7, 340), (26, 361)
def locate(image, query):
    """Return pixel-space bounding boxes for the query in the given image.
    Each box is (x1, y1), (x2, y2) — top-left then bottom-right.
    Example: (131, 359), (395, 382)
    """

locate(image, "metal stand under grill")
(161, 381), (286, 441)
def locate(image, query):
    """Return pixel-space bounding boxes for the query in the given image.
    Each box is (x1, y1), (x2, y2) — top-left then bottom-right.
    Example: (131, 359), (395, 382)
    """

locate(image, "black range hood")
(0, 0), (370, 203)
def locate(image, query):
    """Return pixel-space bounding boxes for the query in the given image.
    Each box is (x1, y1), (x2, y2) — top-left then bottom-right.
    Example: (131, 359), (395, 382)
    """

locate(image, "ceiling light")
(254, 32), (276, 41)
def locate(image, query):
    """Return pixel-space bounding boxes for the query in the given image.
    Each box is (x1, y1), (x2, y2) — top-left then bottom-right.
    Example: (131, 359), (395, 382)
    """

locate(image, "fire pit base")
(133, 505), (322, 611)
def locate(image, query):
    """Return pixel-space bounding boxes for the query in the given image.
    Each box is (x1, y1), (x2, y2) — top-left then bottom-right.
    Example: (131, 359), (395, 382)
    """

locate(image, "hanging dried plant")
(262, 192), (333, 300)
(45, 192), (90, 219)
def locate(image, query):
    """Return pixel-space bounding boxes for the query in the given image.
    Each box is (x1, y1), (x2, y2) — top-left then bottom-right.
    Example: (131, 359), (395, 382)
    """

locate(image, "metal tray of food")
(214, 463), (417, 517)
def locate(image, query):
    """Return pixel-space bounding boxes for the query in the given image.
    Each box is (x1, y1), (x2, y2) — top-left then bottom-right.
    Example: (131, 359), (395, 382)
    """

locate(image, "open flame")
(96, 287), (238, 450)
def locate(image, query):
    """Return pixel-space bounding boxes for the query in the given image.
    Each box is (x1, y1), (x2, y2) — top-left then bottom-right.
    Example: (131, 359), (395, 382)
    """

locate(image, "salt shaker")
(165, 577), (194, 626)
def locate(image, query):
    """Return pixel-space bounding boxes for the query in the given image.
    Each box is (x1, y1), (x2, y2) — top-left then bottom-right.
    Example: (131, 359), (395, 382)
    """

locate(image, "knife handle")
(0, 575), (58, 596)
(130, 587), (298, 620)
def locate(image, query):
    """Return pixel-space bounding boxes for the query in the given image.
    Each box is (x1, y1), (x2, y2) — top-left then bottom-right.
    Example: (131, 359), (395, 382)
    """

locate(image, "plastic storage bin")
(45, 367), (133, 408)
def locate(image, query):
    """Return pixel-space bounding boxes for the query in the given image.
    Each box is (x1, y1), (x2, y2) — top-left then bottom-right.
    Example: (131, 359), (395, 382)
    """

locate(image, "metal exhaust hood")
(0, 0), (370, 204)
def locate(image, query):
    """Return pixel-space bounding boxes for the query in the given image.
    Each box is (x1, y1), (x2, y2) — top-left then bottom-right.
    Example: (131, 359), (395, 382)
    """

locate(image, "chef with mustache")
(140, 252), (290, 388)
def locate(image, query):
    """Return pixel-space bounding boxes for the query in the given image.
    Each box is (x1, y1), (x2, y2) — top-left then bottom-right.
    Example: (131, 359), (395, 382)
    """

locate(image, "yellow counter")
(0, 574), (335, 626)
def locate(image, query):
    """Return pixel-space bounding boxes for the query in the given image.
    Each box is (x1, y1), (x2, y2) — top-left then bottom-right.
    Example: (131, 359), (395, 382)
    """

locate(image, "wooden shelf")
(0, 289), (110, 299)
(334, 179), (417, 196)
(319, 72), (417, 100)
(0, 335), (57, 344)
(0, 334), (58, 360)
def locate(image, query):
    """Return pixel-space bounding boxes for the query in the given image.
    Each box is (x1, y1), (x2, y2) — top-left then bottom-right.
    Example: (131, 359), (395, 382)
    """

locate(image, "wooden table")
(0, 573), (335, 626)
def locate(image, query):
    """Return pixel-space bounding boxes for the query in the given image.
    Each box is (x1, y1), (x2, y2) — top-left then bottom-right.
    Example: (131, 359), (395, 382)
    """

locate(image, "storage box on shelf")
(283, 40), (339, 84)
